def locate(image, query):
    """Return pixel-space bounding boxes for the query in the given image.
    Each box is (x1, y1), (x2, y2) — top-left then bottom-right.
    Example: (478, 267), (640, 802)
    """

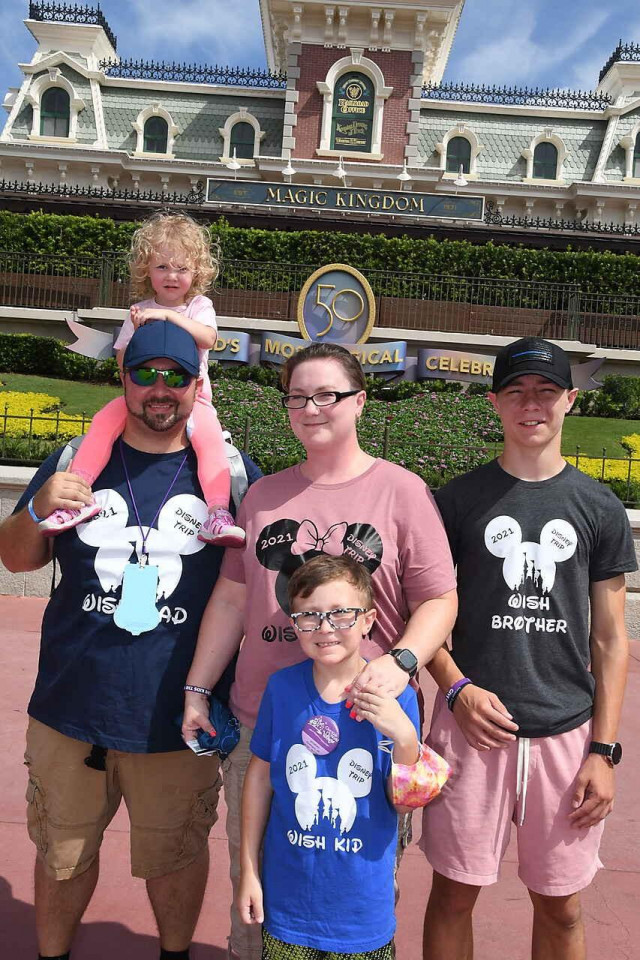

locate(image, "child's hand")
(130, 304), (145, 329)
(237, 870), (264, 925)
(131, 305), (170, 328)
(350, 690), (417, 749)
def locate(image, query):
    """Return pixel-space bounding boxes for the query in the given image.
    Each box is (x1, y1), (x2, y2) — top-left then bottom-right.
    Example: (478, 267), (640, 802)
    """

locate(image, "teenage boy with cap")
(421, 337), (636, 960)
(0, 321), (261, 960)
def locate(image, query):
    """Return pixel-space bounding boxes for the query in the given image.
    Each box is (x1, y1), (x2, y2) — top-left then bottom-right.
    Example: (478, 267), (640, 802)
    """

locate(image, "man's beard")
(128, 396), (187, 432)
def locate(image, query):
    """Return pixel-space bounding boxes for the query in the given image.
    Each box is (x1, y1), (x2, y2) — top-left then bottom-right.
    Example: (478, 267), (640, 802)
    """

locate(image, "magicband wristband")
(184, 684), (212, 697)
(27, 497), (45, 524)
(446, 677), (473, 712)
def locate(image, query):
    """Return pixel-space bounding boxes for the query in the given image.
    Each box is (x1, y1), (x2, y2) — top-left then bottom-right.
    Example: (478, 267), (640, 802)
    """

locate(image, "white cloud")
(451, 5), (610, 87)
(121, 0), (266, 65)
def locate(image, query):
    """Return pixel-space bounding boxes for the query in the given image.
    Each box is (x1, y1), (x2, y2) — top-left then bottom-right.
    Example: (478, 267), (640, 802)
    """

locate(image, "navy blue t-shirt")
(16, 441), (261, 753)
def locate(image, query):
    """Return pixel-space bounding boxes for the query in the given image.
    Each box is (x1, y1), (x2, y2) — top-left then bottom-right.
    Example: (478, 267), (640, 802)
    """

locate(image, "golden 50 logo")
(297, 264), (376, 345)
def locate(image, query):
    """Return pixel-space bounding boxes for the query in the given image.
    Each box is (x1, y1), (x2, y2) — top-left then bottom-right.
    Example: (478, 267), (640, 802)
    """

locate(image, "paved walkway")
(1, 596), (639, 959)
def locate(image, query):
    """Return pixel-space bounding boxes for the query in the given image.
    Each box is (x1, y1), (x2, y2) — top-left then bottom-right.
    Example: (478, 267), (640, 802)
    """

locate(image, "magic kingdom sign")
(206, 179), (484, 221)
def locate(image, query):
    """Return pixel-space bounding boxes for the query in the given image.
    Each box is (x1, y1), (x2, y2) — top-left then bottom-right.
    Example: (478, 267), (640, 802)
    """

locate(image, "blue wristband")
(27, 497), (45, 524)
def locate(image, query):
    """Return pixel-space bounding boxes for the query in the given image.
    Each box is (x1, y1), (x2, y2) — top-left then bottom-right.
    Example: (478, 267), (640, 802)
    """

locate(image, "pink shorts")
(420, 693), (604, 897)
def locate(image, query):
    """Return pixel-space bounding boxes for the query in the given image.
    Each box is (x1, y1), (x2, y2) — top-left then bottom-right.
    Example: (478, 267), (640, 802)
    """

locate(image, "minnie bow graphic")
(291, 520), (348, 557)
(256, 517), (383, 615)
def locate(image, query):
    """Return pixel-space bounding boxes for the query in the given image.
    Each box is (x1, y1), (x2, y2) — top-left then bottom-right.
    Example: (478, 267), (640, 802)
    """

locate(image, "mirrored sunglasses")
(128, 367), (193, 389)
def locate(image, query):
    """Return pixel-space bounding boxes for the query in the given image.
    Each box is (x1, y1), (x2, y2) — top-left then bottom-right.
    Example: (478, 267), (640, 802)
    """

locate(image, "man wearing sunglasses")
(0, 321), (261, 960)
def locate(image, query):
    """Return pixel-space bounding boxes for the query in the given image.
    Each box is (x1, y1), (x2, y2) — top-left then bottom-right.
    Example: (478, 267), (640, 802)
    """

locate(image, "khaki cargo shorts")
(24, 717), (222, 881)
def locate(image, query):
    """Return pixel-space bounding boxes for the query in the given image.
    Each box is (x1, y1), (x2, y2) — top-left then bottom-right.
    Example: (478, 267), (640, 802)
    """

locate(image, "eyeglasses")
(290, 607), (368, 632)
(281, 390), (361, 410)
(128, 367), (194, 389)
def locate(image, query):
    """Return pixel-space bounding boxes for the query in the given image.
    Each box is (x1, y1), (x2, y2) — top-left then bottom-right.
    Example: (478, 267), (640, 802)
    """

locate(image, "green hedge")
(0, 333), (119, 382)
(2, 210), (640, 295)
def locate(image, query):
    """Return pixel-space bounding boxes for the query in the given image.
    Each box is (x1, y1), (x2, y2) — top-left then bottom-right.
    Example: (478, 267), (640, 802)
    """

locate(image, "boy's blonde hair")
(129, 212), (220, 301)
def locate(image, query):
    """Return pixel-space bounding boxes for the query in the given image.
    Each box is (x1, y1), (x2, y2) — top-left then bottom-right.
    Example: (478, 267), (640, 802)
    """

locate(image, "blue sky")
(1, 0), (639, 104)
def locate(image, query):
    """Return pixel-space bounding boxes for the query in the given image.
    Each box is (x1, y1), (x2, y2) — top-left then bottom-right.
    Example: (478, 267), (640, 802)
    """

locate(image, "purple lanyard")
(119, 439), (188, 563)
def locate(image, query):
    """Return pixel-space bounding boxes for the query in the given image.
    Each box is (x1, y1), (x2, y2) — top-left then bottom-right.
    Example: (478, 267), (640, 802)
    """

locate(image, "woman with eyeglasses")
(182, 342), (457, 960)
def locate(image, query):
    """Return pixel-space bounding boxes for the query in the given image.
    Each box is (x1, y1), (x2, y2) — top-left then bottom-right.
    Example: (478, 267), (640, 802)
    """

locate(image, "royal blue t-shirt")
(251, 660), (420, 953)
(17, 441), (261, 753)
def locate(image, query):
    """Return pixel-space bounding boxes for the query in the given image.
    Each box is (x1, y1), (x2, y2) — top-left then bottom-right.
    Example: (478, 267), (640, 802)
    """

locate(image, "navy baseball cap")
(123, 320), (199, 377)
(492, 337), (573, 392)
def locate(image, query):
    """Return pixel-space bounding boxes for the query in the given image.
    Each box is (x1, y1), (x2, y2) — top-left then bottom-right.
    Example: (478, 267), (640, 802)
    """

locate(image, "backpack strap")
(223, 435), (249, 512)
(50, 435), (85, 596)
(55, 434), (84, 473)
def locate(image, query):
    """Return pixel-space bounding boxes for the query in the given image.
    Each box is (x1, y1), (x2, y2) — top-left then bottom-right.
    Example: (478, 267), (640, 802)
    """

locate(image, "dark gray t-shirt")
(435, 460), (637, 737)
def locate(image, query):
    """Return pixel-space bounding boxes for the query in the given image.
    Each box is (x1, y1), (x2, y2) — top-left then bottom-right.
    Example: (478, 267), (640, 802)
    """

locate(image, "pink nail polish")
(345, 700), (353, 709)
(350, 710), (357, 719)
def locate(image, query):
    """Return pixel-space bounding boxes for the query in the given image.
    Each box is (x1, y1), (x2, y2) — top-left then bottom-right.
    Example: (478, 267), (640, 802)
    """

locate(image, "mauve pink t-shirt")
(222, 459), (456, 728)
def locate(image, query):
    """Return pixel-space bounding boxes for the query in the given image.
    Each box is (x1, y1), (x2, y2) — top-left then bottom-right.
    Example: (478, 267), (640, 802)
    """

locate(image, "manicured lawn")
(0, 372), (120, 415)
(562, 415), (640, 457)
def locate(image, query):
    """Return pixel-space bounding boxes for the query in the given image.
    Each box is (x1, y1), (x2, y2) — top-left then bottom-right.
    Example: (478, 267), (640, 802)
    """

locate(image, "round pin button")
(301, 715), (340, 755)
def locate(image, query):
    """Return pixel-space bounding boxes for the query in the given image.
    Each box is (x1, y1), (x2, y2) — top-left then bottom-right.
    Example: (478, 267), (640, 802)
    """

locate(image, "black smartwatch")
(387, 648), (418, 679)
(589, 741), (622, 767)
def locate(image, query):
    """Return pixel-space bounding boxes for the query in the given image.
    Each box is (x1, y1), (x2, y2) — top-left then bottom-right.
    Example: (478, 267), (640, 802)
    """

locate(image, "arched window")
(143, 116), (168, 154)
(533, 141), (558, 180)
(634, 134), (640, 178)
(331, 71), (374, 153)
(40, 87), (70, 137)
(230, 121), (255, 160)
(446, 136), (471, 174)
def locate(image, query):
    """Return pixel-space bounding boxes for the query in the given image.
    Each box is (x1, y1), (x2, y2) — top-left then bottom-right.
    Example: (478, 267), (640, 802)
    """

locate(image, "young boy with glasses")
(237, 555), (423, 960)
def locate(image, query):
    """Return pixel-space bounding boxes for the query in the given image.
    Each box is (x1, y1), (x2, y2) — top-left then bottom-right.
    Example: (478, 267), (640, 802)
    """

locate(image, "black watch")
(387, 648), (418, 679)
(589, 741), (622, 766)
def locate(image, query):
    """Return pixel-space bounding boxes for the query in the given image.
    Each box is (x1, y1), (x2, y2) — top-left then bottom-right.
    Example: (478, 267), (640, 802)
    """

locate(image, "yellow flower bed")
(0, 391), (89, 437)
(570, 433), (640, 483)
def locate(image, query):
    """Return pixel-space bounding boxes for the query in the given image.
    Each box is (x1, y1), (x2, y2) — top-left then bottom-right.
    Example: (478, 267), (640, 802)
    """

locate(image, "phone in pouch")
(185, 738), (215, 757)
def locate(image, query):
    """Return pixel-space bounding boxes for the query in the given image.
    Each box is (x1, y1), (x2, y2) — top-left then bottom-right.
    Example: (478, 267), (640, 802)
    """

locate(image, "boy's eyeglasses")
(128, 367), (194, 389)
(290, 607), (368, 632)
(281, 390), (360, 410)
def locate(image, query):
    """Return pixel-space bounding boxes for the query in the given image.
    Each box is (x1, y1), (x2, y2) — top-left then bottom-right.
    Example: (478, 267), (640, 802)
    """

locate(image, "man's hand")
(451, 684), (519, 750)
(236, 869), (264, 925)
(31, 469), (95, 521)
(569, 754), (615, 828)
(181, 691), (215, 741)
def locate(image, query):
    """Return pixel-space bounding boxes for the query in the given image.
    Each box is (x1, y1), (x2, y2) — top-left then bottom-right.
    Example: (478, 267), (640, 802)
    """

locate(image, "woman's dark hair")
(281, 343), (366, 392)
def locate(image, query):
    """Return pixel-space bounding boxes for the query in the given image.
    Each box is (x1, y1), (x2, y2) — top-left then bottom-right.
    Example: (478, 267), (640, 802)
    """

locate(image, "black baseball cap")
(123, 320), (199, 377)
(492, 337), (573, 392)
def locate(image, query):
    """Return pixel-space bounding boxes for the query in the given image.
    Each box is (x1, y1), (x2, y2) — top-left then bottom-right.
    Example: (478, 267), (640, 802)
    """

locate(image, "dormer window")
(446, 136), (471, 174)
(230, 121), (256, 159)
(533, 141), (558, 180)
(40, 87), (70, 138)
(143, 116), (168, 154)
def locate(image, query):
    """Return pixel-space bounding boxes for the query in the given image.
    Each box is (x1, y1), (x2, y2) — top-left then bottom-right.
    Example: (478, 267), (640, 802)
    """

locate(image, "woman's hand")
(181, 691), (215, 742)
(346, 654), (409, 713)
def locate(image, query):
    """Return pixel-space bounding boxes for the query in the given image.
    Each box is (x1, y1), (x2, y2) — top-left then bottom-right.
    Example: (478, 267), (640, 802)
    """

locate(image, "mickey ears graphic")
(256, 518), (383, 615)
(286, 742), (374, 833)
(484, 516), (577, 592)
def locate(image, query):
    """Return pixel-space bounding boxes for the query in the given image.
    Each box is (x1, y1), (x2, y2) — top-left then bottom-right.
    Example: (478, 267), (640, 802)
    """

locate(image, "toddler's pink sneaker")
(198, 508), (245, 547)
(39, 500), (101, 537)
